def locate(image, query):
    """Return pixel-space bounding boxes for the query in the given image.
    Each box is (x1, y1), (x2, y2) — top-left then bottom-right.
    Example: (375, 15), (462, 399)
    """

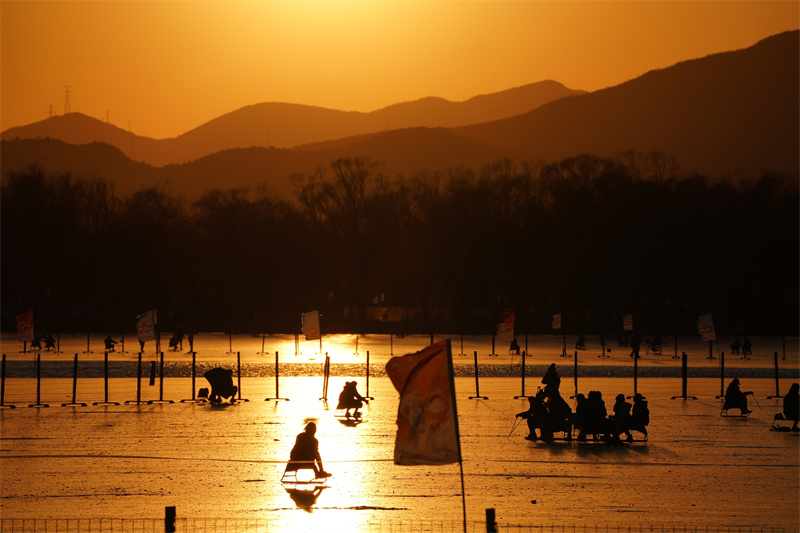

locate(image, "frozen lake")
(1, 372), (798, 532)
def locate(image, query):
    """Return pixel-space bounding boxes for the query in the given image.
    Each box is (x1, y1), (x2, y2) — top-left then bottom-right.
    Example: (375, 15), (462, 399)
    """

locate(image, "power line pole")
(63, 85), (71, 114)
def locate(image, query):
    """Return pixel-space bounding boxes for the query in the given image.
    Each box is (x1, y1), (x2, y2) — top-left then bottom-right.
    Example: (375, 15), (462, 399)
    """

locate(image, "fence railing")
(1, 346), (798, 408)
(0, 517), (793, 533)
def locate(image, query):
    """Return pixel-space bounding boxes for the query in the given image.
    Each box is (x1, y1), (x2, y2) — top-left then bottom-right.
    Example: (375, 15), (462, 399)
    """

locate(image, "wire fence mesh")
(0, 518), (793, 533)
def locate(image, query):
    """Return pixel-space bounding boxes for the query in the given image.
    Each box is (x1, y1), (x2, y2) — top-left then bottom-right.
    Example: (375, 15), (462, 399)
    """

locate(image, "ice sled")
(720, 403), (751, 417)
(771, 413), (798, 432)
(203, 367), (238, 404)
(334, 408), (363, 419)
(281, 462), (331, 485)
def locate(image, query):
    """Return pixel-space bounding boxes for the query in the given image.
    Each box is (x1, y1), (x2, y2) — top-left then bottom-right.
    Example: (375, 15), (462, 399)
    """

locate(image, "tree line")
(2, 153), (797, 337)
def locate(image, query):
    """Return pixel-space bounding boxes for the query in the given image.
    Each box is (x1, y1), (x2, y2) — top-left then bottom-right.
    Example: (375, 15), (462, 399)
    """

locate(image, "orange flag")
(385, 340), (460, 465)
(16, 309), (33, 342)
(301, 310), (320, 341)
(496, 312), (514, 342)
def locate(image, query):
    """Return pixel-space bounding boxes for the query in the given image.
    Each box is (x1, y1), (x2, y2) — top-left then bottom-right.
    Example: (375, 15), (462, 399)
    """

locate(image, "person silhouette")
(611, 393), (633, 442)
(288, 422), (331, 479)
(724, 378), (753, 414)
(629, 333), (642, 359)
(782, 383), (799, 431)
(104, 336), (118, 351)
(730, 338), (742, 355)
(510, 338), (520, 354)
(336, 381), (368, 417)
(546, 387), (573, 440)
(516, 389), (548, 441)
(542, 363), (561, 394)
(203, 367), (238, 403)
(575, 334), (586, 350)
(44, 335), (56, 351)
(742, 338), (753, 356)
(630, 393), (650, 437)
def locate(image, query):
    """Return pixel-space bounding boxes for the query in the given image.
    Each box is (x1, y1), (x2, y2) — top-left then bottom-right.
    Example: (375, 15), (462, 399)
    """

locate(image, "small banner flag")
(622, 314), (634, 331)
(385, 340), (460, 465)
(16, 309), (34, 342)
(697, 313), (716, 341)
(496, 312), (515, 343)
(302, 310), (320, 341)
(136, 310), (156, 343)
(552, 313), (562, 330)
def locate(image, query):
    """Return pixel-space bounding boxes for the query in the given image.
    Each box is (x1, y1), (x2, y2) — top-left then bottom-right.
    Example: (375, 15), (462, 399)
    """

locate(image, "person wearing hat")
(724, 378), (753, 414)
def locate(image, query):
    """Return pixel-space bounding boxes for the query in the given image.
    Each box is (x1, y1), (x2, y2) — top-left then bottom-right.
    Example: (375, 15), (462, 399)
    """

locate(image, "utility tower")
(63, 85), (71, 114)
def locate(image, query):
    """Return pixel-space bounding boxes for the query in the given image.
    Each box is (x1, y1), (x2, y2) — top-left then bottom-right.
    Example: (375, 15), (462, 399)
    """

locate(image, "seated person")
(630, 393), (650, 436)
(44, 335), (56, 350)
(730, 338), (742, 355)
(541, 363), (561, 395)
(611, 393), (633, 442)
(575, 334), (585, 350)
(509, 338), (520, 354)
(582, 391), (609, 441)
(103, 335), (118, 351)
(517, 389), (548, 441)
(203, 367), (238, 403)
(741, 338), (752, 355)
(782, 383), (799, 431)
(724, 378), (752, 414)
(573, 394), (589, 438)
(288, 422), (330, 478)
(168, 333), (183, 350)
(546, 388), (573, 440)
(336, 381), (368, 417)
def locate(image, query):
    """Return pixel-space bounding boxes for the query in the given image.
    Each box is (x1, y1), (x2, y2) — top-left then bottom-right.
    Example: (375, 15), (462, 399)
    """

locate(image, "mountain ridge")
(2, 31), (797, 199)
(1, 80), (583, 167)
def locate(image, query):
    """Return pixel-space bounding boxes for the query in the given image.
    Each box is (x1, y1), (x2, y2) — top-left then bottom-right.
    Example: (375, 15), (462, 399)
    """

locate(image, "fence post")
(1, 354), (17, 408)
(469, 351), (487, 399)
(671, 352), (697, 400)
(29, 353), (50, 407)
(150, 352), (174, 404)
(125, 352), (144, 404)
(165, 506), (176, 533)
(485, 508), (497, 533)
(235, 351), (249, 402)
(320, 354), (330, 401)
(181, 352), (197, 402)
(715, 351), (726, 399)
(364, 350), (374, 400)
(514, 351), (527, 398)
(94, 351), (120, 405)
(572, 349), (578, 399)
(767, 352), (782, 399)
(62, 353), (87, 406)
(265, 352), (290, 401)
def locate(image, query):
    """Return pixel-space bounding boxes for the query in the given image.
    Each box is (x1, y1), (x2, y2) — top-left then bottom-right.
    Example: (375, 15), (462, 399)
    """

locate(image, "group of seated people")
(515, 373), (650, 443)
(575, 391), (650, 442)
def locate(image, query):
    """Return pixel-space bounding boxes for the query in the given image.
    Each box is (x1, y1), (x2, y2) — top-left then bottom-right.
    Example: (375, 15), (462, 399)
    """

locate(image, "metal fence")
(0, 518), (793, 533)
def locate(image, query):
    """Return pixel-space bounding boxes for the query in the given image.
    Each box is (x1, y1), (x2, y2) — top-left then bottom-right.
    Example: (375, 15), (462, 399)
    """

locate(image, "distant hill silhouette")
(2, 31), (797, 199)
(454, 30), (799, 178)
(1, 80), (582, 167)
(2, 128), (510, 197)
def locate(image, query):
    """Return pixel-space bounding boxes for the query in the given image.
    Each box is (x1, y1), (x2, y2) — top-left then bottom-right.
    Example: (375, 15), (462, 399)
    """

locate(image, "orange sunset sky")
(1, 1), (798, 140)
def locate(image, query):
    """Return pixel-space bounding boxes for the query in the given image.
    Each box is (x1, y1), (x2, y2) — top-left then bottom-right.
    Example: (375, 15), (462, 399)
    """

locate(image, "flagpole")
(445, 339), (468, 533)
